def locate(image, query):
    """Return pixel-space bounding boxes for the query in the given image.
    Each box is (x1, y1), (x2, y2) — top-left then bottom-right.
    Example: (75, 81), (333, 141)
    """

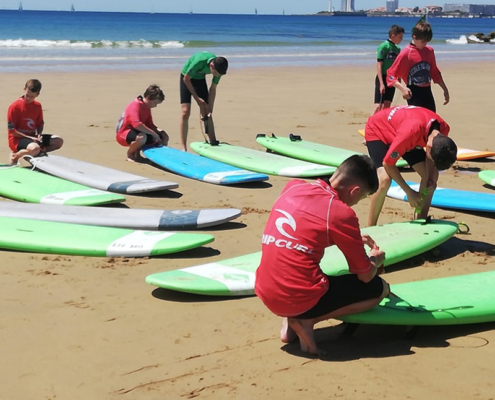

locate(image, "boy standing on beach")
(365, 105), (457, 226)
(373, 25), (405, 114)
(255, 155), (389, 357)
(7, 79), (64, 165)
(116, 84), (169, 162)
(387, 21), (450, 112)
(180, 52), (228, 151)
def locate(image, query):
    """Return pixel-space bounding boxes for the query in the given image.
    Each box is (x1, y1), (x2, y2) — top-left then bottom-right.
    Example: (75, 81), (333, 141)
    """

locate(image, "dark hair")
(431, 135), (457, 171)
(337, 155), (379, 195)
(412, 21), (433, 42)
(143, 84), (165, 101)
(25, 79), (42, 93)
(389, 25), (405, 37)
(212, 57), (228, 75)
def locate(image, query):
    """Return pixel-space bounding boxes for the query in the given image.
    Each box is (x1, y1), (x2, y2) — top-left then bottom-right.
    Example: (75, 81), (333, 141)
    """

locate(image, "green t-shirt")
(181, 51), (221, 85)
(376, 40), (401, 75)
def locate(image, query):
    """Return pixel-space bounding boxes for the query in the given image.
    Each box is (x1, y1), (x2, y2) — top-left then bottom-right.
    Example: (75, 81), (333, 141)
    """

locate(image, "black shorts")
(407, 85), (436, 112)
(367, 140), (426, 168)
(295, 274), (384, 320)
(17, 137), (38, 151)
(125, 129), (159, 145)
(180, 74), (209, 104)
(374, 75), (396, 103)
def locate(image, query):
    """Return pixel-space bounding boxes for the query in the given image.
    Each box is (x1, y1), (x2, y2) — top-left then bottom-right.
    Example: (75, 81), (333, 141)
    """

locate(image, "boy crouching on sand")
(255, 155), (389, 356)
(7, 79), (63, 165)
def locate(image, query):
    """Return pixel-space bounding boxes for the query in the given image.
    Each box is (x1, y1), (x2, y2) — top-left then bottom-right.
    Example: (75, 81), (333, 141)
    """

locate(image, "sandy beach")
(1, 61), (495, 399)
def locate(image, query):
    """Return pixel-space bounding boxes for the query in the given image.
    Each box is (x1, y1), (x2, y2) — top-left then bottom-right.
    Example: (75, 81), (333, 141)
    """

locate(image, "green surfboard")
(479, 170), (495, 187)
(0, 165), (125, 205)
(190, 142), (336, 177)
(0, 216), (214, 257)
(256, 134), (408, 168)
(338, 271), (495, 326)
(146, 219), (458, 296)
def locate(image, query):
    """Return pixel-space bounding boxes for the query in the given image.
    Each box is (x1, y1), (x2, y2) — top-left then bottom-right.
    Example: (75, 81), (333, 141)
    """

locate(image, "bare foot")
(9, 152), (18, 166)
(280, 318), (297, 343)
(288, 318), (325, 356)
(126, 153), (146, 163)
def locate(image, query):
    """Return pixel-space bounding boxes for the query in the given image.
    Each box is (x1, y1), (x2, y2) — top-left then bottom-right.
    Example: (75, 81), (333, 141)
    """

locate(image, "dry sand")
(1, 62), (495, 399)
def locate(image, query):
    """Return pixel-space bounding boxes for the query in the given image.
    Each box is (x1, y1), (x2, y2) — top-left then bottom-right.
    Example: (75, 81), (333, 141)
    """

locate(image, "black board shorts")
(294, 274), (384, 320)
(406, 85), (436, 113)
(180, 74), (209, 104)
(125, 129), (158, 145)
(17, 137), (38, 151)
(367, 140), (426, 168)
(374, 74), (396, 103)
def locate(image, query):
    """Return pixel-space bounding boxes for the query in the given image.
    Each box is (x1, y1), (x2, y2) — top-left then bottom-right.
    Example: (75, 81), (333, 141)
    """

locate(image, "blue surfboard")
(143, 146), (269, 185)
(387, 181), (495, 213)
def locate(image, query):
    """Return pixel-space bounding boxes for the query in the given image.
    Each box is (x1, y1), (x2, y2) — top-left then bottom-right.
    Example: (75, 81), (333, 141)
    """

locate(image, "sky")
(5, 1), (495, 14)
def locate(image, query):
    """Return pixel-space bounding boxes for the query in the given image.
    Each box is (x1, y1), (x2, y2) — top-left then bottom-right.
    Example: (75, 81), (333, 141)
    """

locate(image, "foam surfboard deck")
(0, 216), (214, 257)
(455, 148), (495, 161)
(0, 165), (125, 205)
(338, 271), (495, 326)
(146, 219), (458, 296)
(0, 201), (241, 230)
(358, 129), (495, 161)
(387, 181), (495, 213)
(190, 142), (336, 177)
(256, 134), (408, 168)
(143, 146), (268, 185)
(478, 170), (495, 187)
(27, 154), (179, 194)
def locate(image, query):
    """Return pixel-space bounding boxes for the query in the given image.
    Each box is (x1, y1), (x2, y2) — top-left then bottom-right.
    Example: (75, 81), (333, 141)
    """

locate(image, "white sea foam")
(0, 38), (184, 48)
(446, 35), (468, 45)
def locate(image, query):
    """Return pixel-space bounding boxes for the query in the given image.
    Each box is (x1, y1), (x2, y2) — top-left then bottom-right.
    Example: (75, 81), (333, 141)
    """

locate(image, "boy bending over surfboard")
(365, 105), (457, 226)
(116, 85), (169, 163)
(180, 52), (228, 151)
(255, 155), (389, 356)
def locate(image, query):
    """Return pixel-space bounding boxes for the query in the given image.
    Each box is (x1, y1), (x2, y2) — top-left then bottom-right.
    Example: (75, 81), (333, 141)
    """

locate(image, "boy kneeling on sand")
(255, 155), (389, 356)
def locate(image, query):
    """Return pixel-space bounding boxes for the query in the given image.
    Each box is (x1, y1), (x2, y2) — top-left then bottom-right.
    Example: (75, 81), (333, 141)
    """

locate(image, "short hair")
(212, 57), (228, 75)
(389, 25), (405, 37)
(431, 135), (457, 171)
(336, 155), (379, 195)
(143, 84), (165, 101)
(412, 21), (433, 42)
(25, 79), (42, 93)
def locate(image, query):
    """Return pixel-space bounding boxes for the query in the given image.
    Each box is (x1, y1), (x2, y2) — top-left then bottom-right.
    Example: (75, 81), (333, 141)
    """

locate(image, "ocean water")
(1, 10), (495, 72)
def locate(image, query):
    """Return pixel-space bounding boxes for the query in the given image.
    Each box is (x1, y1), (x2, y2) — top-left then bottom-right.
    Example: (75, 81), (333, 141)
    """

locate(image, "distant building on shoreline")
(443, 3), (495, 15)
(341, 0), (355, 12)
(316, 2), (495, 17)
(386, 0), (399, 12)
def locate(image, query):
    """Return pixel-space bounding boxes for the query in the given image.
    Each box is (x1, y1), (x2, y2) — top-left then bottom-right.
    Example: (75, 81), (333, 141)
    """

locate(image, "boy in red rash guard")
(365, 105), (457, 226)
(386, 21), (450, 113)
(116, 84), (169, 162)
(255, 155), (389, 356)
(7, 79), (63, 165)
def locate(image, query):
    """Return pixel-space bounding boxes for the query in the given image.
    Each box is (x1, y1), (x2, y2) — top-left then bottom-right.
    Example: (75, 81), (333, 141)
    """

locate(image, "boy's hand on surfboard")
(361, 233), (377, 249)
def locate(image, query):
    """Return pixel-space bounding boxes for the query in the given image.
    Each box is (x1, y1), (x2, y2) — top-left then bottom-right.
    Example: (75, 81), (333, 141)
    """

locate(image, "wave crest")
(0, 39), (185, 48)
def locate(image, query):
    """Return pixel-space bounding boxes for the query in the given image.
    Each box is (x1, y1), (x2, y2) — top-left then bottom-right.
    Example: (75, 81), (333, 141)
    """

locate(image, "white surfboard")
(26, 154), (179, 194)
(0, 201), (241, 230)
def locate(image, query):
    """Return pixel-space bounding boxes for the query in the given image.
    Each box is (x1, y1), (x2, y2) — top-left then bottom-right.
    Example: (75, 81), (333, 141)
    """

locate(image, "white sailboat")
(18, 2), (23, 11)
(70, 4), (75, 12)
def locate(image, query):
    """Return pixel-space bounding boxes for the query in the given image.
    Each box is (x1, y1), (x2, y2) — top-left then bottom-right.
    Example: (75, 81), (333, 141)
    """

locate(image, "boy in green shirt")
(180, 52), (228, 151)
(373, 25), (404, 114)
